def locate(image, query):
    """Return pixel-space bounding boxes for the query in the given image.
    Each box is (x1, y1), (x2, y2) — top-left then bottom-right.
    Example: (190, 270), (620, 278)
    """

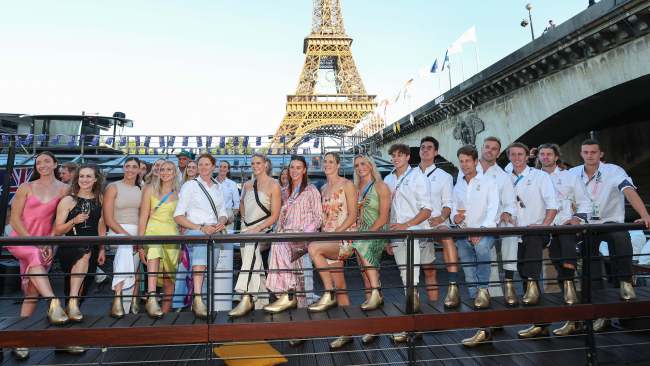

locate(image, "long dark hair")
(124, 156), (143, 189)
(288, 155), (308, 197)
(68, 164), (104, 204)
(30, 151), (58, 181)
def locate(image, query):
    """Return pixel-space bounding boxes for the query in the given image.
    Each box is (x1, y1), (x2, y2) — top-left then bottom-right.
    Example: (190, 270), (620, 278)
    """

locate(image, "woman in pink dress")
(264, 155), (322, 313)
(7, 152), (70, 360)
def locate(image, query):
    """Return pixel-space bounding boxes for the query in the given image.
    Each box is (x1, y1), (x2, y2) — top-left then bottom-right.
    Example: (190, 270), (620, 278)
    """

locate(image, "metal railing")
(0, 223), (648, 365)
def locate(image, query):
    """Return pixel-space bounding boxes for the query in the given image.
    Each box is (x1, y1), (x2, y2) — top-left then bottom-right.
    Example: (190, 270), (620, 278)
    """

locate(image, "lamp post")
(525, 3), (535, 41)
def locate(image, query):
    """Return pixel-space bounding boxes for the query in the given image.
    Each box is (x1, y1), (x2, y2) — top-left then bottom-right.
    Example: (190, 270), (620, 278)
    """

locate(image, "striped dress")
(266, 184), (322, 307)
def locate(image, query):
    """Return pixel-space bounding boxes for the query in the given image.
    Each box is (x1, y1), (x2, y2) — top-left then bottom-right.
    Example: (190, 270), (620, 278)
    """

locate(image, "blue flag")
(441, 50), (450, 71)
(430, 58), (439, 73)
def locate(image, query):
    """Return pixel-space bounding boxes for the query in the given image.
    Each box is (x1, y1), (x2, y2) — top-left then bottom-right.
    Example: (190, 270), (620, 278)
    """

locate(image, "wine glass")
(80, 200), (91, 229)
(456, 199), (466, 228)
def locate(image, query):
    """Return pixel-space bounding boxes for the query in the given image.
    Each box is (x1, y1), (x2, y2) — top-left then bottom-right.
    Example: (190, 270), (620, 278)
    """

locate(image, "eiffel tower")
(272, 0), (376, 149)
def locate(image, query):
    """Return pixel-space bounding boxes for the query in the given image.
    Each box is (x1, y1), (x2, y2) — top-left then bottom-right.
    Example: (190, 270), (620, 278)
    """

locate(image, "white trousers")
(110, 224), (140, 313)
(391, 239), (421, 289)
(499, 222), (519, 272)
(234, 241), (269, 308)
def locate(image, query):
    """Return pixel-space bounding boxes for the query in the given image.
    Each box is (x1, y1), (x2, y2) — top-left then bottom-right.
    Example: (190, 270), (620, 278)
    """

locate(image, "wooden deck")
(2, 258), (650, 365)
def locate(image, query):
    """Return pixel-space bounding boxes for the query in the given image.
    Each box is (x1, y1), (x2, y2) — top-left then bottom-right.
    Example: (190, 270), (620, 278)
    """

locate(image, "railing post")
(405, 234), (416, 366)
(0, 140), (16, 235)
(581, 228), (598, 366)
(206, 238), (214, 365)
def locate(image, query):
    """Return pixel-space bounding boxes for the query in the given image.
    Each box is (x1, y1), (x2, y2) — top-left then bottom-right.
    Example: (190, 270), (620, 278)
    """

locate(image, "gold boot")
(360, 289), (383, 311)
(620, 281), (636, 301)
(67, 297), (83, 323)
(229, 294), (254, 318)
(504, 279), (519, 306)
(563, 280), (578, 305)
(462, 328), (491, 347)
(553, 321), (579, 336)
(329, 336), (352, 349)
(522, 279), (540, 306)
(444, 282), (460, 309)
(474, 288), (491, 310)
(264, 292), (297, 314)
(361, 334), (377, 344)
(517, 325), (549, 339)
(111, 295), (125, 318)
(192, 294), (208, 319)
(308, 290), (337, 312)
(48, 298), (69, 325)
(592, 318), (609, 332)
(13, 348), (29, 360)
(391, 332), (408, 343)
(146, 292), (163, 319)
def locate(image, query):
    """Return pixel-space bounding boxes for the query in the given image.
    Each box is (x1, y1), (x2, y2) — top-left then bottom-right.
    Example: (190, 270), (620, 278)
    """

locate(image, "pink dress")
(266, 184), (322, 307)
(7, 195), (60, 292)
(322, 186), (355, 261)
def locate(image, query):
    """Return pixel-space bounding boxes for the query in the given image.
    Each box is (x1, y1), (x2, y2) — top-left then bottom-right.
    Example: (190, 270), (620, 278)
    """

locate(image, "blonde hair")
(251, 153), (272, 176)
(151, 160), (180, 195)
(145, 158), (166, 184)
(182, 160), (198, 183)
(353, 155), (382, 188)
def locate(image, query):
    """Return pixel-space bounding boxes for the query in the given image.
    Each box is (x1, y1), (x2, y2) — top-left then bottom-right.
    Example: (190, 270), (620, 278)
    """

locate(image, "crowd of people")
(4, 135), (650, 359)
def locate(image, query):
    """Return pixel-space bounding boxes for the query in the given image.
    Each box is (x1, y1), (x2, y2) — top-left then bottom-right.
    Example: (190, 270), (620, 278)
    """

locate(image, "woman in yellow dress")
(139, 160), (180, 318)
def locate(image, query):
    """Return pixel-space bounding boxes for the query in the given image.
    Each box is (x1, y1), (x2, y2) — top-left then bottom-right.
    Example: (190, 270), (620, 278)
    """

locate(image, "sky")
(0, 1), (589, 136)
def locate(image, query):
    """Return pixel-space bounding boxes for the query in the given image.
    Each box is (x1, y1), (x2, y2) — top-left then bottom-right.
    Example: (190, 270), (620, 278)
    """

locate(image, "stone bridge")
(371, 0), (650, 191)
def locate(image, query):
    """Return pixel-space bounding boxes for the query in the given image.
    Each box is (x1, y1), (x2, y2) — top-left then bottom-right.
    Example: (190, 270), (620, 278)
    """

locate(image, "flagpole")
(448, 62), (452, 90)
(460, 52), (465, 82)
(474, 43), (480, 73)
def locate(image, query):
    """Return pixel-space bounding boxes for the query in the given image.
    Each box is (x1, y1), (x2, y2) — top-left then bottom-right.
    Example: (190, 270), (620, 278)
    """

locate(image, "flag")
(144, 136), (151, 147)
(441, 50), (450, 71)
(159, 136), (165, 148)
(256, 136), (261, 146)
(167, 136), (175, 147)
(0, 167), (34, 204)
(313, 138), (319, 148)
(206, 136), (213, 147)
(182, 136), (189, 147)
(52, 134), (63, 145)
(37, 134), (47, 144)
(90, 135), (100, 147)
(119, 136), (127, 147)
(233, 136), (239, 146)
(196, 136), (203, 148)
(135, 136), (141, 147)
(456, 25), (477, 45)
(430, 59), (439, 73)
(1, 134), (9, 145)
(242, 136), (249, 147)
(219, 136), (226, 148)
(105, 136), (114, 146)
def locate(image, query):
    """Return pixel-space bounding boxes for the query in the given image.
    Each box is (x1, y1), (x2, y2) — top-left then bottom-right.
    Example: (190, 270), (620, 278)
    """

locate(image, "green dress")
(352, 184), (387, 267)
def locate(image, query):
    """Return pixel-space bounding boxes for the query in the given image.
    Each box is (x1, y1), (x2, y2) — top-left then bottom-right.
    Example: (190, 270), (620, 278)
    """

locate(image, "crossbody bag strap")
(243, 179), (272, 227)
(153, 190), (174, 212)
(193, 178), (220, 218)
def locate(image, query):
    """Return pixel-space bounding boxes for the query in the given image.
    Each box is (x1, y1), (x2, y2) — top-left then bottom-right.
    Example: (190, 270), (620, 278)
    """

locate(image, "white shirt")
(510, 166), (558, 226)
(174, 176), (229, 225)
(472, 162), (517, 217)
(452, 172), (499, 228)
(569, 163), (635, 224)
(217, 177), (240, 210)
(420, 163), (453, 218)
(384, 166), (432, 230)
(546, 166), (591, 225)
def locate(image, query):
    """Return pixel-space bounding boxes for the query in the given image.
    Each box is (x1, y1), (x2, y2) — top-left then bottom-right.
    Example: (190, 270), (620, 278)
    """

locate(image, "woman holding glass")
(139, 161), (180, 317)
(7, 152), (69, 360)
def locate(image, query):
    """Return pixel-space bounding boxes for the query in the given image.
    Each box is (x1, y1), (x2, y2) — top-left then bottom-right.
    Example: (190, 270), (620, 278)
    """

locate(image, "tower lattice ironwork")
(272, 0), (376, 149)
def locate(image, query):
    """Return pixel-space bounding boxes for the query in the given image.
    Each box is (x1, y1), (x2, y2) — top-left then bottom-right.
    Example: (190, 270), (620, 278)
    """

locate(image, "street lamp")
(520, 3), (535, 42)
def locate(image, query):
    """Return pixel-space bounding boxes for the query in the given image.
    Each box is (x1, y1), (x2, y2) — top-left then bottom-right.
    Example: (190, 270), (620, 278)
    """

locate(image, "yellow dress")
(145, 195), (180, 286)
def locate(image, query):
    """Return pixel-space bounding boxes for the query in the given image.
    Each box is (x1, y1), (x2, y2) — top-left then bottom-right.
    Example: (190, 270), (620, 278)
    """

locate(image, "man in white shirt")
(508, 142), (558, 339)
(453, 145), (500, 347)
(384, 143), (432, 343)
(418, 136), (460, 307)
(569, 139), (650, 331)
(464, 137), (518, 305)
(536, 143), (591, 336)
(216, 161), (241, 218)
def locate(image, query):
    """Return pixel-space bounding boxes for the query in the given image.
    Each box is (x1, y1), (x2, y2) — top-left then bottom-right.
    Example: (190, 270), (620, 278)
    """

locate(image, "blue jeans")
(456, 236), (495, 298)
(185, 229), (222, 267)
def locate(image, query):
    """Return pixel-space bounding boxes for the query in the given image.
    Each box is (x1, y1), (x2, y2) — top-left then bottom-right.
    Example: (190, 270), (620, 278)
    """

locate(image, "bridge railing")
(0, 223), (649, 365)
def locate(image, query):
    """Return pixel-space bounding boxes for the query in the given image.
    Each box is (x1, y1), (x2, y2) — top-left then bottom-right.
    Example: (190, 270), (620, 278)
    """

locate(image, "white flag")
(448, 26), (477, 55)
